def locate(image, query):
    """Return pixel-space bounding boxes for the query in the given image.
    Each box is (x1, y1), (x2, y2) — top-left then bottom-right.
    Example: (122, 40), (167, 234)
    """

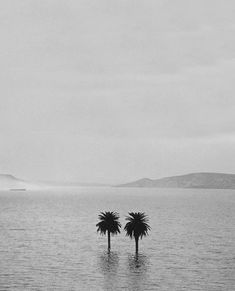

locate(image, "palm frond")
(124, 212), (150, 239)
(96, 211), (121, 235)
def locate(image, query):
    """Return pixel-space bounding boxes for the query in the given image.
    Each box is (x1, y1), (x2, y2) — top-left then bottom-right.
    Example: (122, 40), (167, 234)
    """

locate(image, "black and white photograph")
(0, 1), (235, 290)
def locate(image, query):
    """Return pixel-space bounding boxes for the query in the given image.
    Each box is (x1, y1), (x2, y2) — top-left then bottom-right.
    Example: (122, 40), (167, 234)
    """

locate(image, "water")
(0, 187), (235, 290)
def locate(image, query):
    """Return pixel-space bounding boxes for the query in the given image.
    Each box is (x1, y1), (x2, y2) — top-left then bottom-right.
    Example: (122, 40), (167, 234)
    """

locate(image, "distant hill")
(0, 174), (109, 191)
(117, 172), (235, 189)
(0, 174), (54, 191)
(0, 174), (30, 190)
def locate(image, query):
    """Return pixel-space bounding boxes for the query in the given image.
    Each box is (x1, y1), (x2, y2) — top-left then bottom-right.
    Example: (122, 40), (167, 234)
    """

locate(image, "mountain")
(117, 172), (235, 189)
(0, 174), (28, 190)
(0, 174), (46, 191)
(0, 174), (109, 191)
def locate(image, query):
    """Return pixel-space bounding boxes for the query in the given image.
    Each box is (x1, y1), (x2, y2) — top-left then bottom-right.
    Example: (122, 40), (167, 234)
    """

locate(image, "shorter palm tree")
(124, 212), (150, 254)
(96, 211), (121, 251)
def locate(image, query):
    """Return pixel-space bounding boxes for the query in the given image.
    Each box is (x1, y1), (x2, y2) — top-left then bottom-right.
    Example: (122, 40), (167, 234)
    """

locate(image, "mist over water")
(0, 188), (235, 290)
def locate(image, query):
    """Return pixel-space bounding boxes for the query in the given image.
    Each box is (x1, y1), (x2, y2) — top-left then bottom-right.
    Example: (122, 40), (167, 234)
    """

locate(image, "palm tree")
(124, 212), (150, 254)
(96, 211), (121, 251)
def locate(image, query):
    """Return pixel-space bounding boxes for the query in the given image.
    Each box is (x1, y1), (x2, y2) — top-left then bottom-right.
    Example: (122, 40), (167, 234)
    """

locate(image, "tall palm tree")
(124, 212), (150, 254)
(96, 211), (121, 251)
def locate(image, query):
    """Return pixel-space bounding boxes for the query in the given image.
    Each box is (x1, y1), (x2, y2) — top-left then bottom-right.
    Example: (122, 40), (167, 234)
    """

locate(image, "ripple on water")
(0, 188), (235, 290)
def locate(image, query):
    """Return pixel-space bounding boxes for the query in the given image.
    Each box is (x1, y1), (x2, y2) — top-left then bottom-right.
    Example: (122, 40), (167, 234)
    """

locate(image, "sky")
(1, 0), (235, 184)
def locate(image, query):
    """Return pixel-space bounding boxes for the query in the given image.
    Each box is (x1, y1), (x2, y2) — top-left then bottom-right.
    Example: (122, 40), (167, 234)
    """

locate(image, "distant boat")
(10, 189), (26, 191)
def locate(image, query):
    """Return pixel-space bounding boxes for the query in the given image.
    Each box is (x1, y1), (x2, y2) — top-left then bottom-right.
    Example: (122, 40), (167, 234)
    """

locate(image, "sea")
(0, 187), (235, 290)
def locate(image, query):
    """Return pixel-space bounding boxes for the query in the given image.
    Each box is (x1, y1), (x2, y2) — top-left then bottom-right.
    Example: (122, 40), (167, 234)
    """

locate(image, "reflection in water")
(127, 253), (150, 291)
(99, 251), (119, 273)
(128, 253), (148, 270)
(98, 251), (119, 290)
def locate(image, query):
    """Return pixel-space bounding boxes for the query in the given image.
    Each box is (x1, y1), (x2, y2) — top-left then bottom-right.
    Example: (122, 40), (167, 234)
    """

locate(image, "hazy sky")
(1, 0), (235, 183)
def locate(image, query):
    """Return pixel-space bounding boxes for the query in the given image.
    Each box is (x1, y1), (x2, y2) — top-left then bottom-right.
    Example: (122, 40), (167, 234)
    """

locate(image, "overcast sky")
(1, 0), (235, 183)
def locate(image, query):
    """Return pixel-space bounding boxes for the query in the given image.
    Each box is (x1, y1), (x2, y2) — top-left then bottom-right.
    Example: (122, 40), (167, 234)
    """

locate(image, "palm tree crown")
(124, 212), (150, 253)
(96, 211), (121, 251)
(96, 211), (121, 234)
(124, 212), (150, 238)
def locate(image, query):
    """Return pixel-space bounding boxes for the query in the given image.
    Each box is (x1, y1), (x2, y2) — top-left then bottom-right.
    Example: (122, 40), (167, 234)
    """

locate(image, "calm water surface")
(0, 188), (235, 290)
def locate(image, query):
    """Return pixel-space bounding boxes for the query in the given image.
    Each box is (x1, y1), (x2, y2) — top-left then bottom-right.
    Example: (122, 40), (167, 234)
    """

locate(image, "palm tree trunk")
(135, 236), (139, 254)
(108, 231), (111, 251)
